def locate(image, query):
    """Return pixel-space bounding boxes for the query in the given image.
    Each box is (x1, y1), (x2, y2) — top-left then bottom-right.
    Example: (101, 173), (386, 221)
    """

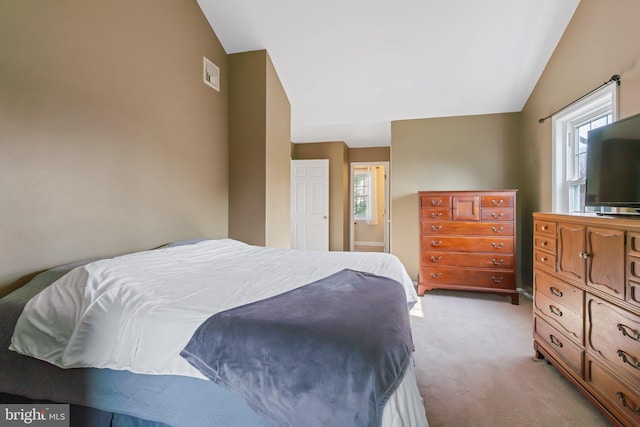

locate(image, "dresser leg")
(509, 293), (519, 305)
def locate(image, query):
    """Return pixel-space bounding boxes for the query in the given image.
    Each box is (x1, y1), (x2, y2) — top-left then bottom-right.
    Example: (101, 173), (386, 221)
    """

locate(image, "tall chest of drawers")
(418, 190), (518, 305)
(533, 212), (640, 427)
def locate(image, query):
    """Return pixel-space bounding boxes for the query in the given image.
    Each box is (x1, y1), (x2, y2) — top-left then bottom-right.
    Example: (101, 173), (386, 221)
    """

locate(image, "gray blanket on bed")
(180, 268), (414, 427)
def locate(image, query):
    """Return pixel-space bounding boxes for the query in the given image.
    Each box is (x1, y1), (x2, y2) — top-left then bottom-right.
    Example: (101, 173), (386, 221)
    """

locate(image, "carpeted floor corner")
(410, 290), (611, 427)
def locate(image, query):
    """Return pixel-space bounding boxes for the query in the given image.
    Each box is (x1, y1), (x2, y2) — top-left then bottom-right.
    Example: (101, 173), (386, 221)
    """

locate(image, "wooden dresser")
(418, 190), (518, 304)
(533, 212), (640, 427)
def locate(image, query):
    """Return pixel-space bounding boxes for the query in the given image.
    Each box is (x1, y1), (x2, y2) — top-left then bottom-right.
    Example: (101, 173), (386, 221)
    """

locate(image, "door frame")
(349, 161), (390, 252)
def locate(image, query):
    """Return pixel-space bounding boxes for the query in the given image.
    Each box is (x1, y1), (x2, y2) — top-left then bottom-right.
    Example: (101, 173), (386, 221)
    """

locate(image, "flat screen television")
(585, 112), (640, 215)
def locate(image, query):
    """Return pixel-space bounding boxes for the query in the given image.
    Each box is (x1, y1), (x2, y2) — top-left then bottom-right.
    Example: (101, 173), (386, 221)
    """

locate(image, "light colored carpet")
(410, 290), (611, 427)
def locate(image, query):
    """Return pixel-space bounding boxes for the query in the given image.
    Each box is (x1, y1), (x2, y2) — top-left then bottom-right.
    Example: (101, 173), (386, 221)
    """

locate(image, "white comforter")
(10, 239), (418, 379)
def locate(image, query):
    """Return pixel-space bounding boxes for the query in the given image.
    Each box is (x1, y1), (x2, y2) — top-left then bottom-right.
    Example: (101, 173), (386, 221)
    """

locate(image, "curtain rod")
(538, 74), (620, 124)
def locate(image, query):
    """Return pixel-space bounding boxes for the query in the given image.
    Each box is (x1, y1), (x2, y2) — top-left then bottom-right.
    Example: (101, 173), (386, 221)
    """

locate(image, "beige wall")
(350, 147), (390, 163)
(265, 53), (293, 248)
(0, 0), (229, 295)
(519, 0), (640, 285)
(391, 113), (520, 281)
(292, 142), (350, 250)
(228, 50), (291, 248)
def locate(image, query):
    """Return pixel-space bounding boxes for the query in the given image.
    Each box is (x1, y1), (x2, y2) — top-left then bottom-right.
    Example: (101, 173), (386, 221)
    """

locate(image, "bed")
(1, 239), (429, 427)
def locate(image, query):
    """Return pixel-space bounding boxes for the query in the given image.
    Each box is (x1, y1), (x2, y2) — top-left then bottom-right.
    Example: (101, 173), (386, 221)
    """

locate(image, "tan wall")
(391, 113), (520, 281)
(0, 0), (229, 295)
(519, 0), (640, 286)
(229, 50), (291, 248)
(292, 142), (350, 250)
(228, 51), (267, 245)
(349, 147), (390, 163)
(265, 54), (292, 248)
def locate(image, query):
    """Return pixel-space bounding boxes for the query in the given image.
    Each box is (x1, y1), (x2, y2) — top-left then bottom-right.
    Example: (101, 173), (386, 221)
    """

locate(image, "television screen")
(585, 113), (640, 212)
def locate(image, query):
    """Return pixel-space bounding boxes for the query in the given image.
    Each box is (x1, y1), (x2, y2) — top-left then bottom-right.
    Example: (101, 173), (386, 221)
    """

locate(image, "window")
(353, 171), (372, 221)
(552, 83), (618, 213)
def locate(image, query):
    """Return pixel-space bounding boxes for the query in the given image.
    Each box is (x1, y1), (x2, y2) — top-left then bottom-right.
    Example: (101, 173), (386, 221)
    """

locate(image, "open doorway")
(350, 162), (389, 253)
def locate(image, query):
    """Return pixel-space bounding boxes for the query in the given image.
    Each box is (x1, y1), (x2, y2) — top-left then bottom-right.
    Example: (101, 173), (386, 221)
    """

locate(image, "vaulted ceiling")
(196, 0), (581, 147)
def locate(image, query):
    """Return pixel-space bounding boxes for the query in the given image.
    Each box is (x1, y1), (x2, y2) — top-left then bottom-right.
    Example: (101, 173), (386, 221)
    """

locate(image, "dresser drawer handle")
(491, 212), (504, 219)
(540, 240), (547, 247)
(431, 200), (443, 206)
(549, 334), (563, 348)
(578, 251), (589, 259)
(429, 256), (442, 263)
(491, 199), (504, 206)
(431, 225), (442, 231)
(491, 276), (504, 283)
(430, 240), (442, 247)
(492, 258), (505, 265)
(616, 392), (640, 415)
(541, 225), (548, 231)
(491, 242), (504, 249)
(617, 350), (640, 371)
(540, 256), (548, 262)
(618, 324), (640, 342)
(430, 272), (442, 279)
(430, 212), (442, 218)
(549, 287), (563, 297)
(549, 305), (563, 317)
(491, 226), (504, 233)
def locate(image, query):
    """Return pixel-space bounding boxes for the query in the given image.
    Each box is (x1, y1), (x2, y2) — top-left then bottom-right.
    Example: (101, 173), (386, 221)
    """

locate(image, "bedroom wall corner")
(228, 49), (292, 248)
(0, 0), (229, 296)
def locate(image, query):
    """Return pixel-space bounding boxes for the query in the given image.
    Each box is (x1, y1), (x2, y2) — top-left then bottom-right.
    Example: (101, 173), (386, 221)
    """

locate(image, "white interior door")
(290, 159), (329, 251)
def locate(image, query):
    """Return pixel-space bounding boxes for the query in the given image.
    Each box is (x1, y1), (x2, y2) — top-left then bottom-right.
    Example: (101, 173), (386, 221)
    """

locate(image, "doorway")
(350, 162), (389, 253)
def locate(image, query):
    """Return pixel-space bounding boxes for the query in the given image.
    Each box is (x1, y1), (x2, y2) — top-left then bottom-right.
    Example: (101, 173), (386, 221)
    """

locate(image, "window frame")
(551, 83), (619, 213)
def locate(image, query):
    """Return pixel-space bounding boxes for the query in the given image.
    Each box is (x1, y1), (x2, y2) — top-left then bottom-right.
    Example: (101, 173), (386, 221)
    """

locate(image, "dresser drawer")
(534, 316), (583, 377)
(534, 271), (583, 315)
(421, 221), (514, 236)
(481, 194), (514, 208)
(534, 234), (556, 255)
(421, 236), (513, 253)
(481, 208), (514, 222)
(420, 266), (515, 289)
(534, 249), (557, 271)
(420, 208), (452, 221)
(422, 251), (514, 269)
(535, 291), (583, 344)
(534, 219), (556, 237)
(585, 356), (640, 426)
(587, 295), (640, 386)
(421, 195), (451, 208)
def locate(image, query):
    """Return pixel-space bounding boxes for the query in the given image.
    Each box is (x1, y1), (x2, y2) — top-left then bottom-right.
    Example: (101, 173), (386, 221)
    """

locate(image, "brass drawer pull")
(430, 212), (442, 218)
(431, 200), (443, 206)
(429, 255), (442, 262)
(492, 258), (505, 265)
(578, 251), (589, 259)
(618, 324), (640, 342)
(430, 240), (442, 247)
(549, 305), (563, 317)
(616, 392), (640, 415)
(617, 350), (640, 370)
(491, 199), (504, 206)
(491, 276), (504, 283)
(549, 287), (563, 297)
(491, 242), (504, 249)
(431, 225), (442, 231)
(540, 256), (548, 262)
(491, 226), (504, 233)
(430, 272), (442, 279)
(540, 240), (548, 247)
(541, 225), (548, 231)
(491, 212), (504, 219)
(549, 334), (563, 348)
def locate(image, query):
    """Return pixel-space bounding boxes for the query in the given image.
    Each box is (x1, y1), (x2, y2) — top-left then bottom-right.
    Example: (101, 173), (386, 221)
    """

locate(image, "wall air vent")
(203, 56), (220, 91)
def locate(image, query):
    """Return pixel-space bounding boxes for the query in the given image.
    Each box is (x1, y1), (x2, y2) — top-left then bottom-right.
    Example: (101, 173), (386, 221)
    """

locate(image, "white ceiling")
(196, 0), (580, 148)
